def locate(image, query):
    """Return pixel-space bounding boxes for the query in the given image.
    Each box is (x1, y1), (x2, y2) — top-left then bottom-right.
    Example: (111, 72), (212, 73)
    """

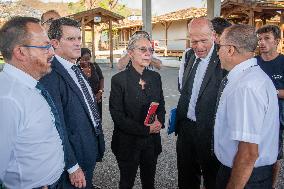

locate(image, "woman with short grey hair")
(109, 31), (166, 189)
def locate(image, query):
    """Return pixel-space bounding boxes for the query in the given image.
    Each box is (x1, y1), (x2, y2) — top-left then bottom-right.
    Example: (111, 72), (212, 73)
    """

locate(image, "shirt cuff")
(231, 131), (260, 144)
(67, 163), (79, 174)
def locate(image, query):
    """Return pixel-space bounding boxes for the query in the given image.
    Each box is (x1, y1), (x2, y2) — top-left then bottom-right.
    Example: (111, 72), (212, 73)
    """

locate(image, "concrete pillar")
(207, 0), (221, 19)
(142, 0), (152, 38)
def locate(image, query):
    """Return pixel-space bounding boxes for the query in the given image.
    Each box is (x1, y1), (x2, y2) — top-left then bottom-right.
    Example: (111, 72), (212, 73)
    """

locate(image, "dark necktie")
(211, 76), (228, 154)
(187, 58), (201, 100)
(36, 82), (64, 144)
(215, 76), (228, 113)
(71, 65), (102, 135)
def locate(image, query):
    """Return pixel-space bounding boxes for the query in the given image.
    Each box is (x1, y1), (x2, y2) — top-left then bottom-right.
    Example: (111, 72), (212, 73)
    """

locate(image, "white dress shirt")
(187, 45), (214, 121)
(55, 55), (97, 173)
(214, 58), (279, 168)
(0, 63), (64, 189)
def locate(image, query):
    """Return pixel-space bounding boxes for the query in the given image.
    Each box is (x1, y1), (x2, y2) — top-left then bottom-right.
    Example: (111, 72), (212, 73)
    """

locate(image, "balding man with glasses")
(215, 24), (279, 189)
(0, 16), (64, 189)
(41, 10), (61, 32)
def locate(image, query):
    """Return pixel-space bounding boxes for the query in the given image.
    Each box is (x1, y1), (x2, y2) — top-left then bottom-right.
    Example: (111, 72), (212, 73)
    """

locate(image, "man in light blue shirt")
(0, 17), (64, 189)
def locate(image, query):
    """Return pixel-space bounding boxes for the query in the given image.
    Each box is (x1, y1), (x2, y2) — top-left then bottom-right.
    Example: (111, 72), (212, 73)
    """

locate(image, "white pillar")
(207, 0), (221, 19)
(142, 0), (152, 37)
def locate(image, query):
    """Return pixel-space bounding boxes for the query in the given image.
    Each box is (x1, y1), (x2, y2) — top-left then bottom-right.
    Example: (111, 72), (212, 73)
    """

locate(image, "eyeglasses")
(135, 47), (154, 54)
(41, 18), (54, 25)
(22, 44), (53, 54)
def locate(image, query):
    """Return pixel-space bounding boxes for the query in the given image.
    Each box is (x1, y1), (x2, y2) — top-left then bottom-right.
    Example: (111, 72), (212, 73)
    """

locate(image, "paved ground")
(93, 64), (284, 189)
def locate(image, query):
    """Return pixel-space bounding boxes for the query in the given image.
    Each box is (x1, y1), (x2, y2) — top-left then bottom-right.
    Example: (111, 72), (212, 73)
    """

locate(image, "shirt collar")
(55, 54), (76, 70)
(3, 63), (38, 89)
(227, 58), (258, 82)
(195, 43), (215, 62)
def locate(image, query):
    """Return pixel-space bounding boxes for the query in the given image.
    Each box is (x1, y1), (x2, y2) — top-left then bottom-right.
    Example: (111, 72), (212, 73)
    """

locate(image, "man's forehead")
(257, 32), (274, 37)
(62, 25), (81, 34)
(43, 12), (60, 20)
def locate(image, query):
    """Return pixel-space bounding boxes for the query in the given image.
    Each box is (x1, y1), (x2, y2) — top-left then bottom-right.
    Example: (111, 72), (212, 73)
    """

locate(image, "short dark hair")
(41, 10), (60, 24)
(81, 48), (91, 57)
(211, 17), (232, 35)
(224, 24), (258, 53)
(48, 17), (80, 40)
(256, 25), (281, 40)
(0, 16), (40, 60)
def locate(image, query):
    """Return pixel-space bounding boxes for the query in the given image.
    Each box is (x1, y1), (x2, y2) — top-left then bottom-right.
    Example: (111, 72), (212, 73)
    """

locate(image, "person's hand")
(69, 167), (86, 188)
(148, 116), (162, 134)
(95, 92), (102, 102)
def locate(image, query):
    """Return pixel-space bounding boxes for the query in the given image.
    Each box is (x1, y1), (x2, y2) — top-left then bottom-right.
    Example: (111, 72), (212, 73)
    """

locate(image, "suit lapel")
(52, 58), (94, 123)
(197, 46), (219, 99)
(182, 53), (196, 91)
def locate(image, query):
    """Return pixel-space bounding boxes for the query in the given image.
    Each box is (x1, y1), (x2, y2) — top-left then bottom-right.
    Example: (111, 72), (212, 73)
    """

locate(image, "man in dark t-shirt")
(256, 25), (284, 188)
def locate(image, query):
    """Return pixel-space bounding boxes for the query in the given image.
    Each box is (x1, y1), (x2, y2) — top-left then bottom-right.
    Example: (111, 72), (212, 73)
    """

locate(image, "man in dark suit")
(175, 17), (225, 189)
(40, 17), (105, 189)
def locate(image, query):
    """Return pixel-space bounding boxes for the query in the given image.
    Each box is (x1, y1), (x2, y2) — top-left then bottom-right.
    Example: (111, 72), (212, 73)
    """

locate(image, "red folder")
(144, 102), (159, 125)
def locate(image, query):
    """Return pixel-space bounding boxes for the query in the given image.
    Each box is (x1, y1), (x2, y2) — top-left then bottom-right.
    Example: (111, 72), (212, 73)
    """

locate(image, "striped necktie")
(71, 65), (102, 135)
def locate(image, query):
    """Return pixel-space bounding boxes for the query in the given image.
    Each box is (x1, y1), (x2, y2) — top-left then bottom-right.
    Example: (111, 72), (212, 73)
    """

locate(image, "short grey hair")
(223, 24), (257, 53)
(127, 32), (151, 50)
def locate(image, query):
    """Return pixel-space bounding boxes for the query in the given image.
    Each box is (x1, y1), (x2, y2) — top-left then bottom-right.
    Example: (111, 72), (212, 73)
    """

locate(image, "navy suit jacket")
(40, 57), (105, 171)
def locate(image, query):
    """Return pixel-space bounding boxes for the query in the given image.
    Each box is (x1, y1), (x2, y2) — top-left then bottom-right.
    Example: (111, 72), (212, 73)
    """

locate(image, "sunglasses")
(135, 46), (154, 54)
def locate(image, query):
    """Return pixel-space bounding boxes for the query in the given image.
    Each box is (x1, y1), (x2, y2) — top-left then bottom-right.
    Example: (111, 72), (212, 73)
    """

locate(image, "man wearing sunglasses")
(215, 24), (279, 189)
(0, 17), (64, 189)
(40, 17), (105, 189)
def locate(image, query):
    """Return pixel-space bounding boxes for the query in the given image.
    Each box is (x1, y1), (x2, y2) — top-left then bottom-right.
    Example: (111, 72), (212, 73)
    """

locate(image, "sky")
(121, 0), (204, 15)
(38, 0), (204, 15)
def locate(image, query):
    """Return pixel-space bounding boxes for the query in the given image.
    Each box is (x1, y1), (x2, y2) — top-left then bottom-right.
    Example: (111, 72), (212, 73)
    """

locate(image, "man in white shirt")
(40, 17), (105, 189)
(0, 17), (64, 189)
(215, 24), (279, 188)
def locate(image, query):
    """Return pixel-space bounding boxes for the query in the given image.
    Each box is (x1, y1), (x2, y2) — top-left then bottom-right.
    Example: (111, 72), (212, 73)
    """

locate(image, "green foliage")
(67, 0), (137, 17)
(68, 1), (86, 14)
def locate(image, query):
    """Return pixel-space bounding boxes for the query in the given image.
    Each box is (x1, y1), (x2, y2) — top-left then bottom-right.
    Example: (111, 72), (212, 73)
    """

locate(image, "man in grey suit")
(175, 17), (225, 189)
(40, 17), (105, 189)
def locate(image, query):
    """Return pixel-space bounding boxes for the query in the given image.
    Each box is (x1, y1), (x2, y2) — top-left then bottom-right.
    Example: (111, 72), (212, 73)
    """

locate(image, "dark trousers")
(117, 144), (158, 189)
(176, 119), (220, 189)
(216, 164), (273, 189)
